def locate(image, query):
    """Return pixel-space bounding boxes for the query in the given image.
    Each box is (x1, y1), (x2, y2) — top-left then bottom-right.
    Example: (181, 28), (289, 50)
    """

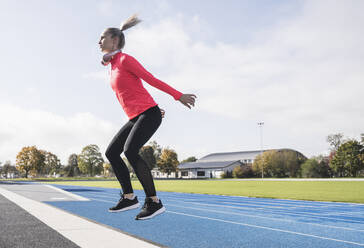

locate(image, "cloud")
(82, 0), (363, 158)
(0, 103), (118, 165)
(97, 0), (115, 16)
(82, 70), (109, 82)
(118, 0), (363, 155)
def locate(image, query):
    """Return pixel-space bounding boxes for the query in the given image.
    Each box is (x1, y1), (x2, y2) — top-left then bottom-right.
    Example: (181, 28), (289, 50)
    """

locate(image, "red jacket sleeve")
(123, 55), (183, 101)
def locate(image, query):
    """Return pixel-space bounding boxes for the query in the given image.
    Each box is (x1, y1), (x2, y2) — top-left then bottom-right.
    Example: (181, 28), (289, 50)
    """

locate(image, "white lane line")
(329, 212), (364, 217)
(89, 197), (115, 203)
(166, 210), (364, 247)
(226, 195), (362, 205)
(160, 195), (356, 208)
(76, 189), (360, 210)
(164, 199), (364, 224)
(80, 192), (364, 225)
(45, 185), (90, 201)
(86, 197), (364, 246)
(161, 193), (362, 207)
(165, 203), (364, 233)
(218, 201), (364, 215)
(87, 197), (364, 233)
(0, 187), (161, 248)
(60, 185), (362, 210)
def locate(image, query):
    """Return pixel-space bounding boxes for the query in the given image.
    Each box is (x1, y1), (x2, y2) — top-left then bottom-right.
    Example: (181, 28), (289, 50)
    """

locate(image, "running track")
(44, 184), (364, 248)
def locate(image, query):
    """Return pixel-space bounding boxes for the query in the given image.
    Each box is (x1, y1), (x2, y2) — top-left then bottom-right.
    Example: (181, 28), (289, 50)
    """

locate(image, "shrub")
(221, 170), (233, 178)
(233, 165), (254, 178)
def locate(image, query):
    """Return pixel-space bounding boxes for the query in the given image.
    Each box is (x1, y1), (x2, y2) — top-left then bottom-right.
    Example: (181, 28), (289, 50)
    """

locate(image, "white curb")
(0, 187), (161, 248)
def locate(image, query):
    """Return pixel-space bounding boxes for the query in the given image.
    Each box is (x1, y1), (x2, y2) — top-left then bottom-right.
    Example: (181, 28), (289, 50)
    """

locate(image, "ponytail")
(105, 14), (142, 50)
(120, 14), (142, 32)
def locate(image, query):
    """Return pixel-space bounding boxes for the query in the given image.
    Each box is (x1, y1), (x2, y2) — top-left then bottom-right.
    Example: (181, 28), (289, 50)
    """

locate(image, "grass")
(37, 179), (364, 204)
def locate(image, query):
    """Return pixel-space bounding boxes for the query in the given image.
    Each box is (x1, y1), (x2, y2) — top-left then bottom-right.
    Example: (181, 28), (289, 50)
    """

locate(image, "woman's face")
(99, 32), (118, 53)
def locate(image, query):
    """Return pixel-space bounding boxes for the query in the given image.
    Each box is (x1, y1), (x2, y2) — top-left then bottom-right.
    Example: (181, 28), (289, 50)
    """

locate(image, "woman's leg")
(123, 105), (162, 198)
(105, 120), (135, 195)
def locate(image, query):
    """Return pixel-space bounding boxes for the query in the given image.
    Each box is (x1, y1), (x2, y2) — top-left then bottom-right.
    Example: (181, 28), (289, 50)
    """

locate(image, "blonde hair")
(105, 14), (142, 49)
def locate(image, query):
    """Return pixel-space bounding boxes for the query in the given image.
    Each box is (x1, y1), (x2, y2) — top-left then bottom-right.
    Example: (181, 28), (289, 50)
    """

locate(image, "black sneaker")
(135, 197), (166, 220)
(108, 193), (140, 212)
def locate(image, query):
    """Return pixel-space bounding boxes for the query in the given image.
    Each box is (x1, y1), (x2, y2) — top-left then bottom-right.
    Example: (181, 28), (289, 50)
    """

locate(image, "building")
(177, 148), (305, 179)
(151, 168), (179, 178)
(151, 148), (305, 179)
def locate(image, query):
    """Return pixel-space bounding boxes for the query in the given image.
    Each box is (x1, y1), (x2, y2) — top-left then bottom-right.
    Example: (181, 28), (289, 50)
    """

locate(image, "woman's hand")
(160, 108), (165, 118)
(178, 94), (197, 109)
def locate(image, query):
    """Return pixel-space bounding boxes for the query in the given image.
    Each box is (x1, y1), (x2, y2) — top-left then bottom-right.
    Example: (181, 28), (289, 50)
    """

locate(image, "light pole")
(257, 122), (264, 178)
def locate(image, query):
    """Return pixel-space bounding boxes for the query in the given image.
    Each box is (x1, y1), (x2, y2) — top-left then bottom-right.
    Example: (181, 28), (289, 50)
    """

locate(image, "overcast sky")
(0, 0), (363, 165)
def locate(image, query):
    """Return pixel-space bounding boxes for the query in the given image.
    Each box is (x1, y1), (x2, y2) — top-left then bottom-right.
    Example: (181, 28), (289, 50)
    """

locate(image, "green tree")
(301, 156), (330, 178)
(139, 145), (156, 170)
(327, 133), (344, 152)
(64, 153), (80, 177)
(281, 150), (306, 177)
(122, 157), (135, 178)
(103, 162), (114, 177)
(253, 150), (306, 178)
(301, 159), (320, 178)
(77, 145), (104, 176)
(360, 134), (364, 172)
(180, 156), (198, 163)
(149, 140), (162, 161)
(233, 164), (254, 178)
(252, 151), (274, 177)
(330, 140), (364, 177)
(0, 161), (18, 178)
(157, 148), (179, 178)
(39, 150), (62, 176)
(270, 151), (287, 178)
(221, 170), (233, 178)
(16, 146), (45, 178)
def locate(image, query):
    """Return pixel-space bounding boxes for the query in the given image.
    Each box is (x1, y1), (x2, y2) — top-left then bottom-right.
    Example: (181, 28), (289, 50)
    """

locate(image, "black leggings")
(105, 105), (162, 197)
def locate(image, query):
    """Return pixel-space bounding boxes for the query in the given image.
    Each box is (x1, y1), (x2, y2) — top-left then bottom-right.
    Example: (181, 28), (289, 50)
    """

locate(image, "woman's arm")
(124, 55), (197, 108)
(123, 55), (183, 100)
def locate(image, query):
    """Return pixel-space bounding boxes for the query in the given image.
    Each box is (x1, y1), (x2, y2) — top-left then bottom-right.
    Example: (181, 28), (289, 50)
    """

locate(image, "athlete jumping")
(99, 14), (197, 220)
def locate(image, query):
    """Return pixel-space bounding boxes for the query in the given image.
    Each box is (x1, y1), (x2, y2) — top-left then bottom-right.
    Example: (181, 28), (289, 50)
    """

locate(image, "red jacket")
(107, 51), (183, 120)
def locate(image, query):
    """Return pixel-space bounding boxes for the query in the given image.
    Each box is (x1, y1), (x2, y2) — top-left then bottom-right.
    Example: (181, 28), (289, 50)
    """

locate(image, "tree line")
(0, 141), (196, 179)
(1, 133), (363, 179)
(223, 133), (364, 178)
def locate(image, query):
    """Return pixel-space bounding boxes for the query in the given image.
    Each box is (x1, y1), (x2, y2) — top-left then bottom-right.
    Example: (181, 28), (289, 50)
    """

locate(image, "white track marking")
(45, 185), (90, 201)
(167, 210), (364, 247)
(87, 197), (364, 233)
(0, 187), (161, 248)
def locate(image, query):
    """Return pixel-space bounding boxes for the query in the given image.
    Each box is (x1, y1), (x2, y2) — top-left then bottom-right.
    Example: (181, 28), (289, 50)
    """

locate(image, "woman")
(99, 14), (196, 220)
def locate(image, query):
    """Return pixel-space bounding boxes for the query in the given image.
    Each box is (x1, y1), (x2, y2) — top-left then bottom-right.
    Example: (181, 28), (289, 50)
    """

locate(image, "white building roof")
(197, 150), (267, 162)
(178, 148), (306, 170)
(178, 160), (241, 170)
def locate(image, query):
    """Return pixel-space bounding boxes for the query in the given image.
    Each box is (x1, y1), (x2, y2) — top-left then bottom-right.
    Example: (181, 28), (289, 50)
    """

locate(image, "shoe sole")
(136, 206), (166, 220)
(108, 202), (140, 212)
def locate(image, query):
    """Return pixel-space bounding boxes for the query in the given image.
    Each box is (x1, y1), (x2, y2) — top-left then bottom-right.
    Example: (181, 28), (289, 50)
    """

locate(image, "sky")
(0, 0), (363, 165)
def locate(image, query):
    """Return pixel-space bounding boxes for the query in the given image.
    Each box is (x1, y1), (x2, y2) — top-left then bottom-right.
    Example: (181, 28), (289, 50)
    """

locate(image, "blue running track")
(44, 184), (364, 248)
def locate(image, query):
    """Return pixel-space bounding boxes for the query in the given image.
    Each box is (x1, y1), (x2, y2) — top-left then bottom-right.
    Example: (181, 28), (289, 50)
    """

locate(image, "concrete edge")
(0, 187), (164, 248)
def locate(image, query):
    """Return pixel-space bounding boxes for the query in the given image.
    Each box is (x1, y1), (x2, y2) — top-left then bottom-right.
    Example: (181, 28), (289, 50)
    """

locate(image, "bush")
(301, 159), (320, 178)
(330, 140), (364, 177)
(301, 157), (331, 178)
(253, 149), (307, 178)
(221, 170), (233, 178)
(233, 165), (254, 178)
